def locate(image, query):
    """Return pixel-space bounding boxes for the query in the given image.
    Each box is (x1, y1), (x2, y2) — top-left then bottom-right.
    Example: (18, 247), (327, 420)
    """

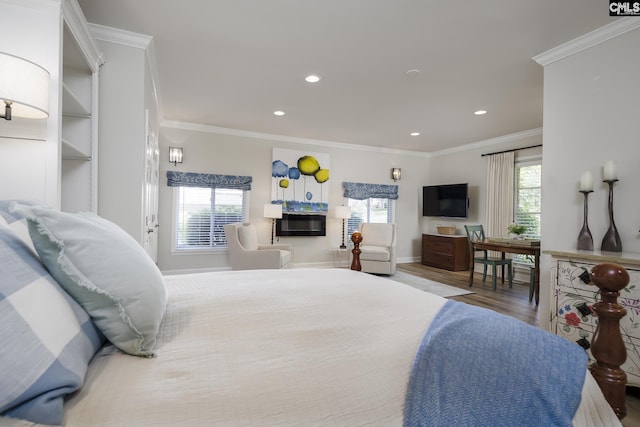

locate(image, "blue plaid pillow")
(0, 200), (39, 254)
(0, 223), (105, 425)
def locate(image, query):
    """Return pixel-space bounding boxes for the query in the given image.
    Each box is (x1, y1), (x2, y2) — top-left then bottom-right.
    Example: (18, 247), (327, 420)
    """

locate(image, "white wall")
(8, 3), (633, 301)
(156, 124), (544, 273)
(0, 0), (62, 207)
(539, 23), (640, 330)
(424, 132), (543, 284)
(157, 125), (430, 273)
(95, 37), (149, 243)
(426, 132), (542, 236)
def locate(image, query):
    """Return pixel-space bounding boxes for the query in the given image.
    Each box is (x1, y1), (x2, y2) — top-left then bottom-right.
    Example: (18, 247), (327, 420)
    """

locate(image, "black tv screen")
(422, 183), (469, 218)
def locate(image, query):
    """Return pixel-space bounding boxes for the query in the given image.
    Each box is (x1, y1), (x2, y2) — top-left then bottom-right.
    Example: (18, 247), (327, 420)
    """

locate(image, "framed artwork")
(271, 148), (330, 212)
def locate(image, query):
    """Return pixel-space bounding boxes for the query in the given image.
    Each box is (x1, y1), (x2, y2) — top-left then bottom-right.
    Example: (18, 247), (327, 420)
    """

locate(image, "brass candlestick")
(601, 179), (622, 252)
(577, 190), (594, 251)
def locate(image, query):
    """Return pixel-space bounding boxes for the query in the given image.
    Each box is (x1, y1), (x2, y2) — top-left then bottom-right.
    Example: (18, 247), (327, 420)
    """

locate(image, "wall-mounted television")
(422, 183), (469, 218)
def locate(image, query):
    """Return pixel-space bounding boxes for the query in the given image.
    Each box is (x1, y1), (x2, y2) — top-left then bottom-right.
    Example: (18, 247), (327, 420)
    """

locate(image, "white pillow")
(11, 202), (167, 357)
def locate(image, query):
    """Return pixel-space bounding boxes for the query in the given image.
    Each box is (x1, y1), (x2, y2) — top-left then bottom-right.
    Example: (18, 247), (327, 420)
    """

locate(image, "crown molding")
(88, 23), (163, 121)
(429, 128), (543, 158)
(88, 23), (152, 49)
(161, 120), (432, 157)
(63, 0), (104, 72)
(162, 120), (543, 158)
(533, 18), (640, 66)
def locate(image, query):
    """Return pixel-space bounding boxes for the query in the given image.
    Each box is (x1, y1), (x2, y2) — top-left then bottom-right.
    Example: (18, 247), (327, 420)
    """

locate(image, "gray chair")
(224, 223), (292, 270)
(464, 225), (512, 289)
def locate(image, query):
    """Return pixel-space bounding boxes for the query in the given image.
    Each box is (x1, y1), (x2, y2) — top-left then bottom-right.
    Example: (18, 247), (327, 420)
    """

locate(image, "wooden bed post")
(589, 262), (629, 420)
(350, 231), (362, 271)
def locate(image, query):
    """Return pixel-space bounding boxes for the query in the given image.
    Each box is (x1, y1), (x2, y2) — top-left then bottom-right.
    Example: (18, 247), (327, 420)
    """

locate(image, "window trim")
(513, 156), (541, 265)
(346, 197), (395, 238)
(170, 186), (250, 254)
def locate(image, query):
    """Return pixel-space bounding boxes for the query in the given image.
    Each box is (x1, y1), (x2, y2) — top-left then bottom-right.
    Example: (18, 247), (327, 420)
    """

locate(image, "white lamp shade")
(264, 204), (283, 219)
(0, 52), (50, 119)
(334, 205), (351, 219)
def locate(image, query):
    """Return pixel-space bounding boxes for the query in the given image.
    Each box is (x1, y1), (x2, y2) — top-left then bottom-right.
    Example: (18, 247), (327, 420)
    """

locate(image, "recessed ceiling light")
(406, 69), (420, 77)
(474, 110), (487, 115)
(274, 110), (285, 116)
(410, 132), (420, 136)
(305, 75), (320, 83)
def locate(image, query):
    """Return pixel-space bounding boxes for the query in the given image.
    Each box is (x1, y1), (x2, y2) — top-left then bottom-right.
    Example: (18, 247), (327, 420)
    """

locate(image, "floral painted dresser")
(547, 250), (640, 387)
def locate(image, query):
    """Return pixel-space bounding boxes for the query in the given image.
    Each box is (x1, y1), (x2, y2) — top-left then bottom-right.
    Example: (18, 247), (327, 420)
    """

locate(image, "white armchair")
(224, 223), (292, 270)
(358, 223), (397, 275)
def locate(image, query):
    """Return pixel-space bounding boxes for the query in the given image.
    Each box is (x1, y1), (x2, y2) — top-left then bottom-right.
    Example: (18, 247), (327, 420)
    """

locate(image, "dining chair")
(528, 266), (535, 301)
(464, 225), (513, 290)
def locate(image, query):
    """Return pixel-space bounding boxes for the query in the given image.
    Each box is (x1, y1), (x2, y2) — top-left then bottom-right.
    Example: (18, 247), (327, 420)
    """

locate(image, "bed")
(0, 201), (625, 426)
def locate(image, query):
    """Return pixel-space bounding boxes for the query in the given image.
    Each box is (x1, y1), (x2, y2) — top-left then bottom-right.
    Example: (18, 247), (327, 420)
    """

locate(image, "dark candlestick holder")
(577, 190), (594, 251)
(601, 179), (622, 252)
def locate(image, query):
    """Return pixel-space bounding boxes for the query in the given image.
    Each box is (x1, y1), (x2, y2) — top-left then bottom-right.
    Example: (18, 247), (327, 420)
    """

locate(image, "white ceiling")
(77, 0), (616, 153)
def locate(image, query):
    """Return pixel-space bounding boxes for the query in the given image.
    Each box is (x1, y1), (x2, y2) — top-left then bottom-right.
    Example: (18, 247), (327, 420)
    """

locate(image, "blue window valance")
(166, 171), (252, 190)
(342, 182), (398, 200)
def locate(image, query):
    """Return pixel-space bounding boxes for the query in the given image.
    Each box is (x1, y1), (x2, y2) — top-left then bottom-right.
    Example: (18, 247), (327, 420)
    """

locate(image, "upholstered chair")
(358, 223), (397, 275)
(224, 223), (292, 270)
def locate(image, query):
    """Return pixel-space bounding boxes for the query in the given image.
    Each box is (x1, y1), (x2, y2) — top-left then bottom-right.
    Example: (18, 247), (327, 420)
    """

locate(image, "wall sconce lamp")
(391, 167), (402, 181)
(0, 52), (50, 120)
(169, 147), (183, 166)
(334, 205), (352, 249)
(263, 203), (283, 245)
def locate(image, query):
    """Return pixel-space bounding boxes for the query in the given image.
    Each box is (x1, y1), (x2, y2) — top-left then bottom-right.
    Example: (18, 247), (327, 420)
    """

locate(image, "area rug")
(387, 271), (473, 298)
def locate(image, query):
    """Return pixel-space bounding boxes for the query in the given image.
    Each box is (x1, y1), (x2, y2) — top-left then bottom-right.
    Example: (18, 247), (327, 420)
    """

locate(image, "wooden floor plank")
(397, 262), (539, 325)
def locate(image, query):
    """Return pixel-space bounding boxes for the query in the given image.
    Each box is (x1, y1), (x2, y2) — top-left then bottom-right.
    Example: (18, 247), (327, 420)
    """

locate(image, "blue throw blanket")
(403, 300), (588, 427)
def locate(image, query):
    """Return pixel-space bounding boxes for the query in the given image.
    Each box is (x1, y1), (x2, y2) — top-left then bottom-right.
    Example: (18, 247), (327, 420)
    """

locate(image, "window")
(514, 159), (541, 263)
(167, 171), (252, 251)
(341, 181), (398, 239)
(174, 186), (248, 250)
(347, 197), (393, 236)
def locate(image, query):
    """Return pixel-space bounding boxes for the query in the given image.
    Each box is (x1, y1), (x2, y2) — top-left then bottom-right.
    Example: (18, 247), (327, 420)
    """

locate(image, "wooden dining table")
(469, 238), (541, 305)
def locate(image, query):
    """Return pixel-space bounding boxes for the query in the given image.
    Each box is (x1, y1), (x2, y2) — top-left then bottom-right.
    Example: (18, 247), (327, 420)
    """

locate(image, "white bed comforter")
(54, 268), (619, 426)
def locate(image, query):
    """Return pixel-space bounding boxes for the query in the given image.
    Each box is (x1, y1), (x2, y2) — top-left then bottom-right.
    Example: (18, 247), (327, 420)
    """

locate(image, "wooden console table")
(470, 238), (541, 304)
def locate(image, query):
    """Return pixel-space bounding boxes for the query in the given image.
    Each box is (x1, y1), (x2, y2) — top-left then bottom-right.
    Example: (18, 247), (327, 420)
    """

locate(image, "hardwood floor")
(397, 262), (539, 325)
(396, 262), (639, 426)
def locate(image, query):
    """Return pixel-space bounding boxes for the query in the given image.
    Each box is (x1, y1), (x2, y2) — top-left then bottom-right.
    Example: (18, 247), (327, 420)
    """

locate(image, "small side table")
(329, 247), (351, 268)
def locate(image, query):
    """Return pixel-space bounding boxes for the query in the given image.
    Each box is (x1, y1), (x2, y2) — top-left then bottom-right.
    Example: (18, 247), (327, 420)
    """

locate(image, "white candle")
(603, 160), (618, 181)
(579, 171), (593, 192)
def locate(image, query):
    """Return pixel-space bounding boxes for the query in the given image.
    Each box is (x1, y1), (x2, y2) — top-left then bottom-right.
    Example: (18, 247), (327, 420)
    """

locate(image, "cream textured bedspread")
(53, 268), (619, 426)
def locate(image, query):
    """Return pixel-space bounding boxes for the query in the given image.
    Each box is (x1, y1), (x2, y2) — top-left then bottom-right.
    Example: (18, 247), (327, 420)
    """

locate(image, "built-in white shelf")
(62, 82), (91, 117)
(62, 138), (90, 160)
(60, 17), (99, 213)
